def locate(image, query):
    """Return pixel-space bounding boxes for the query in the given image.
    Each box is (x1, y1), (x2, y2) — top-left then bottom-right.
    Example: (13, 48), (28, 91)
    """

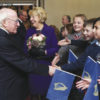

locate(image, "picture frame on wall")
(0, 0), (45, 13)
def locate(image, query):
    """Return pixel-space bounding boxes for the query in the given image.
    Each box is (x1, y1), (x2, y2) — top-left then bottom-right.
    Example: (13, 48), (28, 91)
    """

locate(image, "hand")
(76, 78), (91, 90)
(49, 66), (56, 76)
(97, 76), (100, 84)
(29, 46), (46, 57)
(58, 37), (71, 46)
(37, 48), (46, 56)
(49, 65), (61, 76)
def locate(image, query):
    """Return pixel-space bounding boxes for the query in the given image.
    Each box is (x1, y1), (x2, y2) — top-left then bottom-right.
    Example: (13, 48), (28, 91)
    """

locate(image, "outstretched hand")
(51, 53), (60, 66)
(76, 78), (91, 90)
(49, 65), (61, 76)
(58, 37), (71, 46)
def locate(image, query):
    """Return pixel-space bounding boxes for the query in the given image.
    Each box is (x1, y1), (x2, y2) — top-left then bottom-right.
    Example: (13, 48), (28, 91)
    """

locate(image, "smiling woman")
(24, 7), (58, 100)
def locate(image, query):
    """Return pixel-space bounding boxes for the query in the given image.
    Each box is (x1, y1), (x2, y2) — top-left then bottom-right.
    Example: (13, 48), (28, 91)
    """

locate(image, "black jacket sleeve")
(0, 37), (48, 76)
(61, 47), (89, 74)
(71, 40), (89, 48)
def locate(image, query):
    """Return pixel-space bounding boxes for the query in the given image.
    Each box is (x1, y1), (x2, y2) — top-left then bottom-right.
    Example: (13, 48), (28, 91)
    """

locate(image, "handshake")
(48, 65), (61, 76)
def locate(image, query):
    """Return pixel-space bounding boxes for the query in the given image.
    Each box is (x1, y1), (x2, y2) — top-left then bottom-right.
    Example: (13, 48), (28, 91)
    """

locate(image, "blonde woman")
(24, 7), (58, 100)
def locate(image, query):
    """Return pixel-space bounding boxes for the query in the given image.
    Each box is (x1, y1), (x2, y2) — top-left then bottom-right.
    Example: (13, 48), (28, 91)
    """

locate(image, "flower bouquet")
(27, 33), (46, 50)
(27, 33), (46, 58)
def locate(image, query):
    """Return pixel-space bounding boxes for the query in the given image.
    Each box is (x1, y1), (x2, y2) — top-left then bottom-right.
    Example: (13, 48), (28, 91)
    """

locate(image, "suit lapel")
(6, 34), (24, 54)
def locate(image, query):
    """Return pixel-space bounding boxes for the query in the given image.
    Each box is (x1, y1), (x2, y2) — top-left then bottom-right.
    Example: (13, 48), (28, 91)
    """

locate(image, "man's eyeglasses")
(7, 18), (19, 23)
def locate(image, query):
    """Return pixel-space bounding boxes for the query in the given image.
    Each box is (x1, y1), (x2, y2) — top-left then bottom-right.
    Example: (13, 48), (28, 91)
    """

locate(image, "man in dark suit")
(17, 9), (28, 44)
(0, 8), (48, 100)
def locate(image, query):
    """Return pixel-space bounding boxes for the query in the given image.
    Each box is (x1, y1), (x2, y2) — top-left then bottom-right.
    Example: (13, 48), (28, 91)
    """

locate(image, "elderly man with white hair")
(0, 8), (49, 100)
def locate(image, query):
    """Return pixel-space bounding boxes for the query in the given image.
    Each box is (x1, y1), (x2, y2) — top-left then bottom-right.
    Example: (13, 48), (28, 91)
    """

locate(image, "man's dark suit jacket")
(0, 29), (48, 100)
(10, 20), (26, 51)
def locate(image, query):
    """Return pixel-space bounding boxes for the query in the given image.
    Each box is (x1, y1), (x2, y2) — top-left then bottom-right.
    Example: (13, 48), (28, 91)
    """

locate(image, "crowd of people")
(0, 6), (100, 100)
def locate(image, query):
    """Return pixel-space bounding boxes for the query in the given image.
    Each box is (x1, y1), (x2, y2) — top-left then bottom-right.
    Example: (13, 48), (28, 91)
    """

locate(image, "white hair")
(0, 8), (16, 27)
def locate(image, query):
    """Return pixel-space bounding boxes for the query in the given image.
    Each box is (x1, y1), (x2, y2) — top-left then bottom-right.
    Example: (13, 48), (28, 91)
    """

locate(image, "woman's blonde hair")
(29, 7), (47, 23)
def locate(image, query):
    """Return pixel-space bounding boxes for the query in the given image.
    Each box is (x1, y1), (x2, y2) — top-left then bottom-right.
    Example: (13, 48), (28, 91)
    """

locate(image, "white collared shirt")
(18, 18), (23, 23)
(96, 41), (100, 46)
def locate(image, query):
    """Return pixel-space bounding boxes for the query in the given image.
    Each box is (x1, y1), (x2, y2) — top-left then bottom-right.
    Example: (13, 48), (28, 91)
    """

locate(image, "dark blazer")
(10, 20), (26, 51)
(0, 29), (48, 100)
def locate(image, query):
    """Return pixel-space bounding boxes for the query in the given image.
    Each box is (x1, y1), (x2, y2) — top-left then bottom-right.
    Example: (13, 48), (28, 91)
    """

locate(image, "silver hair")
(0, 8), (16, 27)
